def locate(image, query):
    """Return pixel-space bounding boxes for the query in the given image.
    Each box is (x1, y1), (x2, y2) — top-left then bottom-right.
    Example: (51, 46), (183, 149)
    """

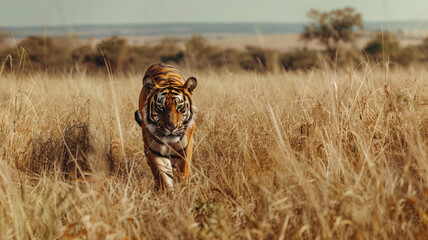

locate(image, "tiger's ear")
(183, 77), (197, 94)
(143, 77), (155, 90)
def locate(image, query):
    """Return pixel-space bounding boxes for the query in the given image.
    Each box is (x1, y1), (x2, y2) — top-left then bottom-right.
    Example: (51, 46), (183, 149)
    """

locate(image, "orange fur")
(136, 63), (197, 190)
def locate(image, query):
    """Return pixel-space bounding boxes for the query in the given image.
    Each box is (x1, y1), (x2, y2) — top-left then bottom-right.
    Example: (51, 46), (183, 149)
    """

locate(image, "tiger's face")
(143, 77), (197, 143)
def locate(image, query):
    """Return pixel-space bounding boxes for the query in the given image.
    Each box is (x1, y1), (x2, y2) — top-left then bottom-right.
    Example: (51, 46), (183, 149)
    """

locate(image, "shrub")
(96, 36), (128, 71)
(240, 46), (275, 72)
(71, 45), (100, 71)
(20, 36), (73, 71)
(281, 49), (319, 71)
(363, 32), (400, 62)
(363, 32), (417, 66)
(397, 46), (418, 66)
(185, 35), (225, 70)
(416, 37), (428, 62)
(160, 52), (184, 64)
(0, 31), (423, 75)
(158, 37), (184, 64)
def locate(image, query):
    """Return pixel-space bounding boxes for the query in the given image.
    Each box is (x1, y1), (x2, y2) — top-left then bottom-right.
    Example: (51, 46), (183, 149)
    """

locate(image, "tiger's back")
(143, 63), (186, 87)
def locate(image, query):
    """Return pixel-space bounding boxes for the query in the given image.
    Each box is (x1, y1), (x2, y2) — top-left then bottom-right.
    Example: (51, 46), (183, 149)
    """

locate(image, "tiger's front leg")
(172, 136), (194, 180)
(146, 152), (174, 190)
(171, 157), (189, 182)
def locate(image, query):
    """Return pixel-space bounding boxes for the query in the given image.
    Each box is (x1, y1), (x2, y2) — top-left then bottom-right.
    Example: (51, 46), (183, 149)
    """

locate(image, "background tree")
(301, 7), (364, 58)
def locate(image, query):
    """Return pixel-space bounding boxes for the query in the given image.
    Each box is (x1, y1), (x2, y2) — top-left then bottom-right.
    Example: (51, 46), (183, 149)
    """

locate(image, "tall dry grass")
(0, 63), (427, 239)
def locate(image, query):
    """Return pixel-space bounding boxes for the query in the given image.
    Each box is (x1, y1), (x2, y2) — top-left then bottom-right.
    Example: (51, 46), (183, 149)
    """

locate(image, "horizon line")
(2, 19), (428, 29)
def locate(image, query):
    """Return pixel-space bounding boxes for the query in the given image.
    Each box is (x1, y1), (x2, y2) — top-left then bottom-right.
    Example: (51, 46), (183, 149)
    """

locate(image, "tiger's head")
(142, 76), (197, 142)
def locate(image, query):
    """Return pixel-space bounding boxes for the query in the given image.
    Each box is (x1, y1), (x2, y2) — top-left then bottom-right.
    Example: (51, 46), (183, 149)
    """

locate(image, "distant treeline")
(1, 32), (428, 74)
(3, 6), (428, 74)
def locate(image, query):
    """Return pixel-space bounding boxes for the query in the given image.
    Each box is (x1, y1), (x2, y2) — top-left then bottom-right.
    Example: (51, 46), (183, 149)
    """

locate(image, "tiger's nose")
(166, 125), (176, 131)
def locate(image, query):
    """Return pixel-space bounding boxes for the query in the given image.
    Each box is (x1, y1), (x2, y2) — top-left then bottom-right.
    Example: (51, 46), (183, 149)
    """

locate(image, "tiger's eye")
(176, 102), (184, 110)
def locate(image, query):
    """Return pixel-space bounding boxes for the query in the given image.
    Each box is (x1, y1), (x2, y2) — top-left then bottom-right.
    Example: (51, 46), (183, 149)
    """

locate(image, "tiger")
(134, 63), (197, 190)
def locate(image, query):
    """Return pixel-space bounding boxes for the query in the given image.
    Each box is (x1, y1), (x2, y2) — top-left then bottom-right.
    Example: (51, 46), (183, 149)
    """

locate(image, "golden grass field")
(0, 62), (428, 239)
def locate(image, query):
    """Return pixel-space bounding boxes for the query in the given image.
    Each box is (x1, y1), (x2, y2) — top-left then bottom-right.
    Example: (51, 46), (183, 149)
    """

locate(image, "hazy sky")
(1, 0), (428, 27)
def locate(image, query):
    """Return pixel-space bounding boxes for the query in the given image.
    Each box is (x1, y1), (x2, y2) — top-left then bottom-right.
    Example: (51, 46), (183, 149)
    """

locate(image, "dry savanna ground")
(0, 62), (428, 239)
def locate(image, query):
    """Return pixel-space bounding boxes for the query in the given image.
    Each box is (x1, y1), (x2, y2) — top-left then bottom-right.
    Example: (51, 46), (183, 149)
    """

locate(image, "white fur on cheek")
(147, 125), (157, 138)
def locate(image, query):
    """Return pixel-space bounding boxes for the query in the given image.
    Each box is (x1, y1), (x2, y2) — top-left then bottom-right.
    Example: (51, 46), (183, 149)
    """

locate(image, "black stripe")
(148, 146), (169, 158)
(134, 110), (142, 126)
(148, 145), (188, 159)
(165, 77), (182, 82)
(146, 100), (157, 125)
(179, 133), (186, 141)
(152, 70), (179, 78)
(145, 63), (177, 78)
(166, 87), (180, 92)
(149, 67), (167, 77)
(170, 154), (185, 159)
(182, 111), (193, 125)
(164, 172), (173, 179)
(182, 94), (193, 125)
(156, 70), (179, 76)
(147, 130), (164, 144)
